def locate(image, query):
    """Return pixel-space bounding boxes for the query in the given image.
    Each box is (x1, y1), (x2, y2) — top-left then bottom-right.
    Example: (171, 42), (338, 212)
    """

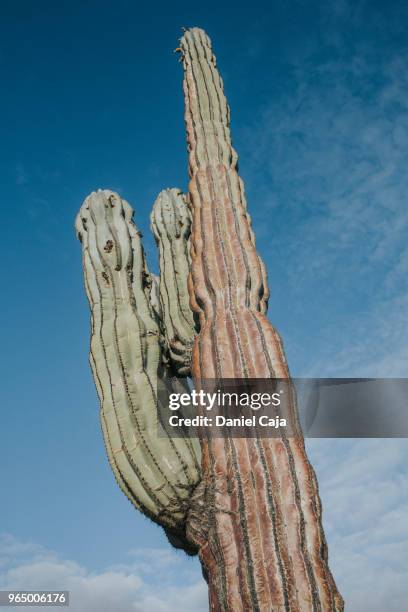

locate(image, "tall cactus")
(75, 28), (343, 612)
(75, 189), (200, 551)
(180, 28), (344, 610)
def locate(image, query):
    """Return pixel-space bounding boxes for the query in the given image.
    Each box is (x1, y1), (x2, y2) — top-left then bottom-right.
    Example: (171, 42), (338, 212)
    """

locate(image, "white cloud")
(307, 438), (408, 611)
(0, 536), (207, 612)
(1, 438), (407, 611)
(238, 6), (408, 378)
(308, 291), (408, 377)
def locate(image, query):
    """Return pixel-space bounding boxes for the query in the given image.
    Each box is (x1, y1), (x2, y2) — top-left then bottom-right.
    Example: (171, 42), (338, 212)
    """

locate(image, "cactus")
(151, 188), (198, 375)
(75, 189), (200, 551)
(75, 27), (343, 612)
(180, 28), (344, 610)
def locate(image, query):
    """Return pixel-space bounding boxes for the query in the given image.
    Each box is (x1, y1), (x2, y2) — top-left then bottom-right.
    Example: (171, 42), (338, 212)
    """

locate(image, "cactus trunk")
(180, 28), (343, 611)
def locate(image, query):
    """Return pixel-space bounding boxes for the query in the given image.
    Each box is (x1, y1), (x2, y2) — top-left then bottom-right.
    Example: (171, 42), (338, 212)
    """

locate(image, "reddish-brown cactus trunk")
(181, 28), (344, 611)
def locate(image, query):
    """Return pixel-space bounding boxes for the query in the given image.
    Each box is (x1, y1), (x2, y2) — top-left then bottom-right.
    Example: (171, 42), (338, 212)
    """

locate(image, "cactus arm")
(75, 189), (200, 539)
(150, 188), (198, 375)
(180, 28), (343, 611)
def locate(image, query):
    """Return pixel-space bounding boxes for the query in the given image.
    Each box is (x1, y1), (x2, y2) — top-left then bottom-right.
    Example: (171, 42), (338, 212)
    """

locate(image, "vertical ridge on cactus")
(75, 189), (201, 547)
(180, 28), (344, 611)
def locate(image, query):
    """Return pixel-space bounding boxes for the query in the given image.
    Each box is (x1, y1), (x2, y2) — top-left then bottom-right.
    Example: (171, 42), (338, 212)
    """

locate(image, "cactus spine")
(76, 189), (200, 549)
(180, 28), (343, 610)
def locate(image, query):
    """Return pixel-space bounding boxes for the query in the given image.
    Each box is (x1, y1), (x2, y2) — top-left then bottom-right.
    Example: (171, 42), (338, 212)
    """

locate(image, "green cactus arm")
(151, 188), (198, 375)
(180, 28), (344, 611)
(75, 189), (200, 538)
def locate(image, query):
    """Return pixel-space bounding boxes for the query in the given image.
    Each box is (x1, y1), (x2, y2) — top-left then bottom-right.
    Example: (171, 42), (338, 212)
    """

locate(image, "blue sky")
(1, 0), (407, 610)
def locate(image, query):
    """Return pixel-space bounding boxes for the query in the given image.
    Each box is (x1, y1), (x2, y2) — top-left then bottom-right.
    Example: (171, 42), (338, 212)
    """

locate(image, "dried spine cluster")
(180, 28), (343, 611)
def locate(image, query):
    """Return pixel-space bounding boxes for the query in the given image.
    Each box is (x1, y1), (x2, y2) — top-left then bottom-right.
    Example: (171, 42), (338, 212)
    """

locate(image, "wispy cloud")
(239, 2), (408, 376)
(15, 162), (29, 186)
(0, 535), (207, 612)
(2, 438), (407, 610)
(308, 438), (408, 611)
